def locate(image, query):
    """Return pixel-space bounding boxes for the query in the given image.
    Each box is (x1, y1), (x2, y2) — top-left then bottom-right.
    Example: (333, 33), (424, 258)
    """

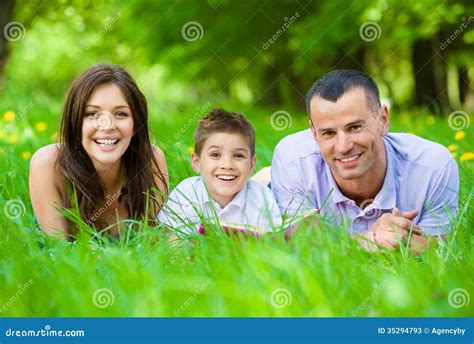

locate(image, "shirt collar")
(324, 140), (396, 210)
(201, 178), (248, 211)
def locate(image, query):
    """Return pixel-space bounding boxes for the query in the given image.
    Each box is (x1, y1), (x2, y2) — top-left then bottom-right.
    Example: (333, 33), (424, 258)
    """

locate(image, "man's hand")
(358, 207), (422, 251)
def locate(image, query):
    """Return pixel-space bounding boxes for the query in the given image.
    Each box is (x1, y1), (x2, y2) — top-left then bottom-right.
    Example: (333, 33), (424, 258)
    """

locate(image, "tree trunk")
(458, 66), (470, 105)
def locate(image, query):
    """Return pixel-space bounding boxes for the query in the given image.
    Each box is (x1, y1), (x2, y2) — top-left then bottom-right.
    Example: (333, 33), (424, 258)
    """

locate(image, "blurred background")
(0, 0), (473, 181)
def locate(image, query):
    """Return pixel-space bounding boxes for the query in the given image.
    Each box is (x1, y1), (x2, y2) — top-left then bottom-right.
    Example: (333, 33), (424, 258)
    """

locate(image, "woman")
(29, 64), (169, 240)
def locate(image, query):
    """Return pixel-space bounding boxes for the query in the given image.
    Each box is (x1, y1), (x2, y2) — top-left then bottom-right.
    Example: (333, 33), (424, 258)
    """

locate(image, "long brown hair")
(57, 64), (168, 230)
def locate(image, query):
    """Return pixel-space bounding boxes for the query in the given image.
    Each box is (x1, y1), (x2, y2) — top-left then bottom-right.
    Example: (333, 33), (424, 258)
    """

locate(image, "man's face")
(309, 87), (389, 182)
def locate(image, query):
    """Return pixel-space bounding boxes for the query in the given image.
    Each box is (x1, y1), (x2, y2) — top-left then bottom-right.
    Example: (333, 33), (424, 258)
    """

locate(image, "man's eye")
(350, 125), (363, 132)
(322, 131), (334, 137)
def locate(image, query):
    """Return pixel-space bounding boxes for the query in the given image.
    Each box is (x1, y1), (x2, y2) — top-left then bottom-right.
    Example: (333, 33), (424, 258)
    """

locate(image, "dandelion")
(188, 146), (194, 154)
(3, 111), (15, 122)
(22, 151), (32, 160)
(35, 122), (47, 132)
(427, 116), (435, 125)
(460, 152), (474, 162)
(8, 134), (18, 144)
(51, 132), (59, 142)
(447, 144), (457, 152)
(455, 131), (466, 140)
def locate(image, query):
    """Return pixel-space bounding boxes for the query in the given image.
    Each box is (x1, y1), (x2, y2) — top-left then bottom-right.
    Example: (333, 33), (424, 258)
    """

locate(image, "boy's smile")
(191, 132), (256, 209)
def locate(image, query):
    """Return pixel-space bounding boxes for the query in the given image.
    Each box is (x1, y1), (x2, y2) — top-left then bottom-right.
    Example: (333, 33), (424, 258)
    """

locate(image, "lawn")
(0, 101), (472, 317)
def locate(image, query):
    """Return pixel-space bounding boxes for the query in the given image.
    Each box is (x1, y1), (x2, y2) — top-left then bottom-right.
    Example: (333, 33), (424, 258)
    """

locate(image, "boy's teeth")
(217, 175), (237, 181)
(340, 154), (360, 163)
(96, 139), (118, 145)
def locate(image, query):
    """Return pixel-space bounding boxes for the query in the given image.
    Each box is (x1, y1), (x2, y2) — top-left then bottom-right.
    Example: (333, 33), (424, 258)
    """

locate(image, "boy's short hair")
(194, 108), (256, 156)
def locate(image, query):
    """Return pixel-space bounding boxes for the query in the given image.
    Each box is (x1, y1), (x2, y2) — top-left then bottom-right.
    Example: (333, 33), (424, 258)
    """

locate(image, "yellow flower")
(8, 134), (17, 144)
(188, 146), (194, 154)
(447, 144), (457, 152)
(455, 131), (465, 140)
(22, 151), (32, 160)
(35, 122), (48, 132)
(51, 132), (59, 142)
(427, 116), (435, 125)
(3, 111), (15, 122)
(460, 152), (474, 161)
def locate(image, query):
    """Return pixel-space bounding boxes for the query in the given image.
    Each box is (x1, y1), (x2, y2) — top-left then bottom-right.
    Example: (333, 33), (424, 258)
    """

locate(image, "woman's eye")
(115, 112), (129, 117)
(85, 112), (96, 117)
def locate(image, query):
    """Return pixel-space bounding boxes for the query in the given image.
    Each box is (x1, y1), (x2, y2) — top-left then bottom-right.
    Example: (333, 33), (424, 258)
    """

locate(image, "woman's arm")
(29, 144), (68, 239)
(150, 145), (169, 217)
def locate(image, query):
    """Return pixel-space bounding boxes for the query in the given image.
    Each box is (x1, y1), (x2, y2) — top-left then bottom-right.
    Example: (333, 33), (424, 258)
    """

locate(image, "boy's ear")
(250, 154), (256, 173)
(191, 153), (201, 174)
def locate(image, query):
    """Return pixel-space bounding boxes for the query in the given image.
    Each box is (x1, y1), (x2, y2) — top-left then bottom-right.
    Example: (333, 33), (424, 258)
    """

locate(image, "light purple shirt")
(158, 176), (282, 234)
(271, 130), (459, 235)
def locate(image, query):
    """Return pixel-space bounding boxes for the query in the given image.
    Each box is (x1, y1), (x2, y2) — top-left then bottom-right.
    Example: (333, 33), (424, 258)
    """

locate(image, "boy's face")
(191, 132), (256, 208)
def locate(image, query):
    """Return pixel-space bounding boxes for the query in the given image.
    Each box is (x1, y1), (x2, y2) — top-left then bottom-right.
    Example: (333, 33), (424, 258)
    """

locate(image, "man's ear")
(309, 118), (318, 141)
(379, 104), (390, 136)
(250, 154), (257, 174)
(191, 153), (201, 174)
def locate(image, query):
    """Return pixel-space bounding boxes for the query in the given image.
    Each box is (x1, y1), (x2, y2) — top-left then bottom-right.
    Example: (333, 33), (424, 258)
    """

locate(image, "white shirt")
(158, 176), (283, 234)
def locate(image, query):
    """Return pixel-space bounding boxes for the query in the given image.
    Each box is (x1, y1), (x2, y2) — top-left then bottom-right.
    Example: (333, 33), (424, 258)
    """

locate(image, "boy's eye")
(210, 152), (220, 158)
(234, 153), (245, 159)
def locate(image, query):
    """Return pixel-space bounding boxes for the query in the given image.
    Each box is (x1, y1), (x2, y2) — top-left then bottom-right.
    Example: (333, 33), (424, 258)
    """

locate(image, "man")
(271, 70), (459, 253)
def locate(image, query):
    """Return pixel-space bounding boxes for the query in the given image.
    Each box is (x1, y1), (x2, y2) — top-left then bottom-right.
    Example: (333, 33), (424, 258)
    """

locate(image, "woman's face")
(81, 83), (134, 168)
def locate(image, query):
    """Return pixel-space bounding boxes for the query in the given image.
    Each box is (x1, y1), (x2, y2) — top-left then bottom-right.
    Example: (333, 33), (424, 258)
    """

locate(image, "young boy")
(158, 108), (282, 235)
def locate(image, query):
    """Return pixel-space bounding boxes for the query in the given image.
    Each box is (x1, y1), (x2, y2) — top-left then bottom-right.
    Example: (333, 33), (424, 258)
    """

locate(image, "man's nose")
(335, 132), (354, 154)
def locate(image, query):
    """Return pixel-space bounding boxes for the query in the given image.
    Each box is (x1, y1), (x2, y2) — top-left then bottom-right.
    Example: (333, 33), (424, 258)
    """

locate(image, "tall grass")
(0, 99), (472, 316)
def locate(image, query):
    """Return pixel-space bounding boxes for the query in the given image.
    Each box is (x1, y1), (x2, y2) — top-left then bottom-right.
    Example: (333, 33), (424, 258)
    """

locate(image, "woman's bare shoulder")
(30, 144), (64, 186)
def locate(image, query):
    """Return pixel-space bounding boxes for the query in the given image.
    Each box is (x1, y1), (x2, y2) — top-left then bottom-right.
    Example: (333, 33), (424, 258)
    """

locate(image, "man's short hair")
(194, 108), (256, 156)
(305, 70), (381, 115)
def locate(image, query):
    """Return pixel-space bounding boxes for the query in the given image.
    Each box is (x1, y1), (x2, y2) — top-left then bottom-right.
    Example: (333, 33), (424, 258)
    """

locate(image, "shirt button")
(355, 218), (360, 224)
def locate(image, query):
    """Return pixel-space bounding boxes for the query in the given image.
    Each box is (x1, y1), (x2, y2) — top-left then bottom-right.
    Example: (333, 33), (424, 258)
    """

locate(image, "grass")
(0, 99), (473, 317)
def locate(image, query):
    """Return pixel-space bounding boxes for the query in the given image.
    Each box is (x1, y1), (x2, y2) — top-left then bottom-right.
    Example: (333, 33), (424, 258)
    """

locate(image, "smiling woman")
(29, 64), (169, 240)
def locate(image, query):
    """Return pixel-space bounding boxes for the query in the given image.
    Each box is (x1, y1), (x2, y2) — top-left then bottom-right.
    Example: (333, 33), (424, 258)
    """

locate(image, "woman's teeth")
(95, 139), (118, 146)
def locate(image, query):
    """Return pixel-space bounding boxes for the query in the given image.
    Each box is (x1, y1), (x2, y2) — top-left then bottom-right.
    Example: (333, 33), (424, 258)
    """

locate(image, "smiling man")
(271, 70), (459, 252)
